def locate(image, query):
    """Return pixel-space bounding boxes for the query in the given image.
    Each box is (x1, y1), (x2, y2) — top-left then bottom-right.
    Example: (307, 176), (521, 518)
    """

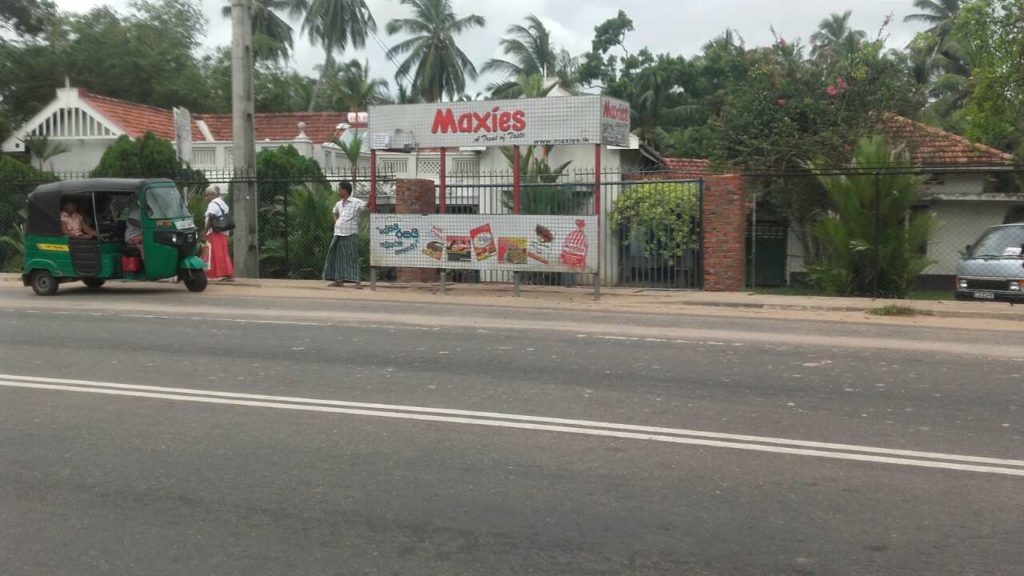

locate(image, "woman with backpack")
(203, 185), (235, 282)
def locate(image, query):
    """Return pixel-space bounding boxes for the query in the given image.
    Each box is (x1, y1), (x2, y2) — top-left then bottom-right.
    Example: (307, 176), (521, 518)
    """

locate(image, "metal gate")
(609, 178), (703, 289)
(747, 220), (788, 287)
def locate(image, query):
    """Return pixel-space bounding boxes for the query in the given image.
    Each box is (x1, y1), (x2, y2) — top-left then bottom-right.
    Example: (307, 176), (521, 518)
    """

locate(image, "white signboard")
(370, 214), (599, 273)
(367, 96), (630, 150)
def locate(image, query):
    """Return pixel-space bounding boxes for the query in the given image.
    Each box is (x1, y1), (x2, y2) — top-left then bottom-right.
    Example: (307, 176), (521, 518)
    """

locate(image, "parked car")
(955, 223), (1024, 302)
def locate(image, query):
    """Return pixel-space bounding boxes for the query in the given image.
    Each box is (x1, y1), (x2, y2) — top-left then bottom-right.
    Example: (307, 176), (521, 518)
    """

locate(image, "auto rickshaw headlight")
(155, 230), (182, 245)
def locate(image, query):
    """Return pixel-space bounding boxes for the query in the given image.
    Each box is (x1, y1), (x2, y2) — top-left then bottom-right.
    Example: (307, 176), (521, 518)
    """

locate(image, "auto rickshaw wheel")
(31, 270), (58, 296)
(82, 278), (106, 289)
(184, 269), (208, 293)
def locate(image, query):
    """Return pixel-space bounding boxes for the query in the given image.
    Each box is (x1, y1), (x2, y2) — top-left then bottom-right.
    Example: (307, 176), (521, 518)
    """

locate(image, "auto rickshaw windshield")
(145, 185), (191, 219)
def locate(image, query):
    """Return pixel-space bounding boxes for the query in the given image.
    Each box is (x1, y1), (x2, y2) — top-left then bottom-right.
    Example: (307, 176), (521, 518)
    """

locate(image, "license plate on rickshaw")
(973, 291), (995, 300)
(175, 219), (194, 230)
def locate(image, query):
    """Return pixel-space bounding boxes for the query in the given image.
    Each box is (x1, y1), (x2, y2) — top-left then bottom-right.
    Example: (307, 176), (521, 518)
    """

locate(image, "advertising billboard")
(367, 96), (630, 150)
(370, 214), (599, 274)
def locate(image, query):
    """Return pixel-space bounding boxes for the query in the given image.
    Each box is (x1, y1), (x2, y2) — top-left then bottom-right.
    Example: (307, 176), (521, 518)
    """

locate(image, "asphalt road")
(1, 285), (1022, 575)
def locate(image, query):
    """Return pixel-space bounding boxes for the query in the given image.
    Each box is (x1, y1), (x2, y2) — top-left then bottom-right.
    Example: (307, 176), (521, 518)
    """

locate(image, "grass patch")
(867, 305), (918, 317)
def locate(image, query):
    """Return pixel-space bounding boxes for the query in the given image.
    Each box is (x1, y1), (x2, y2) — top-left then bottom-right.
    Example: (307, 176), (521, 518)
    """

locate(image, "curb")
(663, 299), (1024, 322)
(2, 273), (1021, 322)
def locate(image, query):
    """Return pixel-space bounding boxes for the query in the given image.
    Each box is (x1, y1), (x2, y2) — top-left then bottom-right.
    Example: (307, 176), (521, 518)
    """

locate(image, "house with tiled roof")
(0, 85), (381, 175)
(780, 115), (1022, 285)
(883, 115), (1021, 281)
(3, 84), (655, 190)
(654, 116), (1021, 287)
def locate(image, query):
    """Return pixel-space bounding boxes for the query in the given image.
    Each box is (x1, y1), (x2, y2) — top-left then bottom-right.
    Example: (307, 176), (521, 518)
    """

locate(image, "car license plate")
(973, 291), (995, 300)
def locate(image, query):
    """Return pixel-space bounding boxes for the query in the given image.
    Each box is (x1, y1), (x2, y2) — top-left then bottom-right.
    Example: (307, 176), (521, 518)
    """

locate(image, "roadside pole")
(231, 0), (258, 277)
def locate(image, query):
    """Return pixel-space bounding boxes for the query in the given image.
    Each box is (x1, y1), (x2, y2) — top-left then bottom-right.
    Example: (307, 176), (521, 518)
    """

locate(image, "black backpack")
(209, 200), (235, 232)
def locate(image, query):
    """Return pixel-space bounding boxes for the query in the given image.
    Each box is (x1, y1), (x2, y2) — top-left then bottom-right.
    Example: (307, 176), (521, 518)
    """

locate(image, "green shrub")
(609, 181), (701, 261)
(808, 136), (934, 298)
(91, 133), (181, 178)
(0, 156), (57, 272)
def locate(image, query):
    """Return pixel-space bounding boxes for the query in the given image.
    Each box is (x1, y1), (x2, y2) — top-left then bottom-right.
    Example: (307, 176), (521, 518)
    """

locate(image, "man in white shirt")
(323, 181), (366, 288)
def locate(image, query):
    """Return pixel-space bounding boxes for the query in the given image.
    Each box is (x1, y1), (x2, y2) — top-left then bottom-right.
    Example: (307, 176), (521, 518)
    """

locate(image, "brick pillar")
(394, 178), (438, 283)
(702, 175), (746, 292)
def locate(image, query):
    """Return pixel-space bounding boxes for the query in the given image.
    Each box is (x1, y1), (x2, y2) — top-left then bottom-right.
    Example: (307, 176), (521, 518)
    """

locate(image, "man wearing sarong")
(323, 181), (365, 288)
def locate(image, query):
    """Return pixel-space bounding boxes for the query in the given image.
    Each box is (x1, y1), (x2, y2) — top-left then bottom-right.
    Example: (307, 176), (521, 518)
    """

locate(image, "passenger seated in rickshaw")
(60, 200), (96, 239)
(124, 207), (143, 257)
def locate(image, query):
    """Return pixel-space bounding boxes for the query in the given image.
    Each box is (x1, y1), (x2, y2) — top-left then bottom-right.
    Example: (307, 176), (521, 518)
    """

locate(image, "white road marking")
(1, 374), (1022, 476)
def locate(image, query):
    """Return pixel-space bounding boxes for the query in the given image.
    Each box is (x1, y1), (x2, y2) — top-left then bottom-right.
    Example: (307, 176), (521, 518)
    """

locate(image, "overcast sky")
(52, 0), (927, 93)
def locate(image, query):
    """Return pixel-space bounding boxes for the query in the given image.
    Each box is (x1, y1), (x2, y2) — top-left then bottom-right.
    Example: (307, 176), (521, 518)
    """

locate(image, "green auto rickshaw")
(22, 178), (208, 295)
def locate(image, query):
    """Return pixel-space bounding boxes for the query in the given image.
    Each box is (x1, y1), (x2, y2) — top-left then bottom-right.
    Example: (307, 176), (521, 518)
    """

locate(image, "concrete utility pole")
(231, 0), (258, 277)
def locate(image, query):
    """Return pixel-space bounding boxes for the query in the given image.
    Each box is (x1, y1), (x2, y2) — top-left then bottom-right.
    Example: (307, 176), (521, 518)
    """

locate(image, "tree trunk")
(308, 50), (334, 112)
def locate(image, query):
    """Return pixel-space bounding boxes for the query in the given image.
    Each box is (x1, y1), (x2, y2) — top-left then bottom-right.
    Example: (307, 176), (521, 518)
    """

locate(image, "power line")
(369, 28), (414, 90)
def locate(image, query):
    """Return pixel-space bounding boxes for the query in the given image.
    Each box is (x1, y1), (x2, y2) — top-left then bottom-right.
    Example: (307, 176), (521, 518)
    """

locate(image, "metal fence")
(747, 168), (1024, 295)
(0, 168), (705, 290)
(5, 164), (1017, 296)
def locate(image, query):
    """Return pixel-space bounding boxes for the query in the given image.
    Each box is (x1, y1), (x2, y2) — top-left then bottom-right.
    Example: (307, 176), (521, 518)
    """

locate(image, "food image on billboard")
(422, 240), (444, 261)
(528, 224), (555, 264)
(370, 215), (598, 272)
(498, 237), (528, 264)
(470, 224), (497, 262)
(560, 219), (589, 270)
(446, 236), (471, 262)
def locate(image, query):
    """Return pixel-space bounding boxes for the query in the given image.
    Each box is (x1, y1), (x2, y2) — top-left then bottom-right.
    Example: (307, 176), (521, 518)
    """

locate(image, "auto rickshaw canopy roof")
(26, 178), (172, 236)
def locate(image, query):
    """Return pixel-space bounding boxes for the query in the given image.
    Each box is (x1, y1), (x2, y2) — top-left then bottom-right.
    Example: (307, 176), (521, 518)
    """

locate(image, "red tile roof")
(197, 112), (358, 143)
(79, 90), (201, 141)
(662, 157), (712, 177)
(80, 89), (356, 144)
(655, 116), (1015, 174)
(883, 113), (1015, 167)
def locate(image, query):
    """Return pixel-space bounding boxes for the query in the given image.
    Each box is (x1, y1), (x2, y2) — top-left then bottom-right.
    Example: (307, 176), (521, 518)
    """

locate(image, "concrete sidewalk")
(2, 273), (1021, 322)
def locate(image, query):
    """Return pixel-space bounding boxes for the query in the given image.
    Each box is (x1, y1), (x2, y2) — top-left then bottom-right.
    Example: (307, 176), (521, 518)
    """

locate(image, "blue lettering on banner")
(377, 223), (420, 240)
(378, 222), (423, 256)
(395, 242), (419, 255)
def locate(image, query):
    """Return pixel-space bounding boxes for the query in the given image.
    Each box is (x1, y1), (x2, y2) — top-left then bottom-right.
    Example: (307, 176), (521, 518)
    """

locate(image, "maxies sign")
(602, 100), (629, 122)
(432, 107), (527, 135)
(368, 95), (630, 149)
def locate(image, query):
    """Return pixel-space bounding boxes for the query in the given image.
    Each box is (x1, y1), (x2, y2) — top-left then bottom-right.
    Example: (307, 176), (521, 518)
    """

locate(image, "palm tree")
(299, 0), (376, 111)
(385, 0), (485, 102)
(703, 28), (745, 54)
(20, 135), (69, 171)
(500, 146), (578, 215)
(553, 49), (581, 94)
(392, 81), (421, 104)
(331, 133), (364, 181)
(222, 0), (304, 64)
(904, 0), (961, 49)
(324, 59), (389, 112)
(487, 73), (556, 100)
(811, 11), (867, 59)
(630, 67), (694, 146)
(921, 36), (980, 129)
(482, 15), (556, 96)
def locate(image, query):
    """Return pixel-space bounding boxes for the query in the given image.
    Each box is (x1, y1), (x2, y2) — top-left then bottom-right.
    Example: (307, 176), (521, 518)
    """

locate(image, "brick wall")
(702, 175), (746, 292)
(394, 178), (438, 283)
